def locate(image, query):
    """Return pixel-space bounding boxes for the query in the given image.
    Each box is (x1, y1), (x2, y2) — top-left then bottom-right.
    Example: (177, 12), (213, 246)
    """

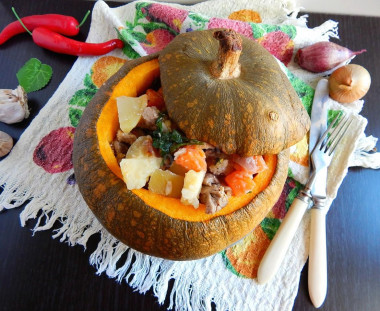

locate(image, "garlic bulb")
(329, 64), (371, 104)
(0, 130), (13, 157)
(0, 85), (29, 124)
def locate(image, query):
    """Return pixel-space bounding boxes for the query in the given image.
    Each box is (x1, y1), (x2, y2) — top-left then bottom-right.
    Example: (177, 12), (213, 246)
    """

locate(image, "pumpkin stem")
(211, 29), (242, 79)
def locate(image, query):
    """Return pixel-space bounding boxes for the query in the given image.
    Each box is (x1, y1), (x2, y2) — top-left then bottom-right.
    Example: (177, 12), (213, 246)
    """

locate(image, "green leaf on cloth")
(220, 250), (246, 278)
(69, 88), (97, 108)
(188, 12), (209, 28)
(285, 179), (303, 212)
(68, 74), (98, 127)
(84, 73), (97, 90)
(328, 109), (343, 125)
(16, 58), (53, 93)
(251, 24), (297, 39)
(68, 108), (84, 128)
(122, 43), (140, 59)
(286, 69), (315, 115)
(260, 218), (281, 240)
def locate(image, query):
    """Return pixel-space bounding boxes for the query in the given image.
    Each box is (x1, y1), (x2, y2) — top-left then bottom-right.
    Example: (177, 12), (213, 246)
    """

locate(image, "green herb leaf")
(16, 58), (52, 93)
(151, 113), (204, 157)
(171, 130), (183, 144)
(155, 115), (164, 132)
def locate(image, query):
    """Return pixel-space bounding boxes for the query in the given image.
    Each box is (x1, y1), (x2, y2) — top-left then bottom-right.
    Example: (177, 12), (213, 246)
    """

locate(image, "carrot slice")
(225, 170), (256, 196)
(146, 88), (165, 110)
(174, 145), (207, 172)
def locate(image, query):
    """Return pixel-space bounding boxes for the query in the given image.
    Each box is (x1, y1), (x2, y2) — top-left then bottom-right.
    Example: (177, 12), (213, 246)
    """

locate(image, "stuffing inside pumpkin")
(110, 84), (270, 214)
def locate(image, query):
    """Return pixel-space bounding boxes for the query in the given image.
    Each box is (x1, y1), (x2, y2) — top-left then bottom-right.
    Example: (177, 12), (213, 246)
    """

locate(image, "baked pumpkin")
(73, 29), (308, 260)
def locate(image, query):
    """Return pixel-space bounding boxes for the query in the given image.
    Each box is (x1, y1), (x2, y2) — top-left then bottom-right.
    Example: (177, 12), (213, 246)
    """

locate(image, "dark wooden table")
(1, 1), (379, 310)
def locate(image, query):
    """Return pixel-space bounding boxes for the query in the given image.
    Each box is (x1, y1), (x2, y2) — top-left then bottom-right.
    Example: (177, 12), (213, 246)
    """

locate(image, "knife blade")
(256, 79), (329, 285)
(308, 78), (329, 308)
(309, 79), (329, 195)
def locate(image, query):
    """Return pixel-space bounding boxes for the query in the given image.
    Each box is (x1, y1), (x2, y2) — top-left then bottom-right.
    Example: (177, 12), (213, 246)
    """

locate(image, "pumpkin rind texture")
(159, 29), (310, 156)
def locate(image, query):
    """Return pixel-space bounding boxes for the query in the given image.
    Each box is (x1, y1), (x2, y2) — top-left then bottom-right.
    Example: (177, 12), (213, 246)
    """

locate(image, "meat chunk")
(204, 147), (221, 158)
(204, 147), (234, 176)
(200, 184), (229, 214)
(116, 129), (137, 145)
(208, 158), (234, 176)
(203, 172), (219, 186)
(224, 185), (233, 197)
(111, 130), (138, 163)
(131, 128), (146, 138)
(137, 106), (160, 130)
(111, 140), (129, 163)
(200, 173), (230, 214)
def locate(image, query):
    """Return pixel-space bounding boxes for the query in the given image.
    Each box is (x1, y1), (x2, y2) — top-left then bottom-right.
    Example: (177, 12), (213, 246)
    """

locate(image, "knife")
(257, 79), (329, 285)
(308, 79), (329, 308)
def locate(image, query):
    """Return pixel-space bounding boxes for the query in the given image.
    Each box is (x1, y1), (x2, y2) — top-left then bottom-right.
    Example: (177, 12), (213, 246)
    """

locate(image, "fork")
(308, 112), (352, 308)
(308, 112), (352, 195)
(257, 112), (352, 285)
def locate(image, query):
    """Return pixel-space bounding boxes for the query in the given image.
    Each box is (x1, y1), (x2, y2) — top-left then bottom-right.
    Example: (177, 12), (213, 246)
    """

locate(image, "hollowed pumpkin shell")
(73, 53), (289, 260)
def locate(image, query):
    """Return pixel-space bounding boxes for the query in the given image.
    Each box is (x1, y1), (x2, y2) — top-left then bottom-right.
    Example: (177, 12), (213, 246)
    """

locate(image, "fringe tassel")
(0, 177), (34, 211)
(315, 19), (339, 40)
(349, 134), (380, 169)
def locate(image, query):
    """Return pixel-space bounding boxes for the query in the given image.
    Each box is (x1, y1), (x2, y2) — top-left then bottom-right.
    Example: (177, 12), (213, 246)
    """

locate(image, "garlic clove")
(0, 85), (29, 124)
(15, 85), (29, 118)
(0, 130), (13, 157)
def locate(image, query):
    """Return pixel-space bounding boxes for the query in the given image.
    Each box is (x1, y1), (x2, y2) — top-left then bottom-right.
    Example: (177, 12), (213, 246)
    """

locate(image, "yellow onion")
(328, 64), (371, 103)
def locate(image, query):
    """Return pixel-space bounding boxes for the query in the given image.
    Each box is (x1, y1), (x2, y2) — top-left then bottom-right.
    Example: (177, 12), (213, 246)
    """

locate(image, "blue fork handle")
(308, 198), (328, 308)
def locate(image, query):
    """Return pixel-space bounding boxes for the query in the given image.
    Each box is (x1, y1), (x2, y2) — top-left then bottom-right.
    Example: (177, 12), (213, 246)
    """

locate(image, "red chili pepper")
(32, 27), (124, 56)
(0, 14), (80, 45)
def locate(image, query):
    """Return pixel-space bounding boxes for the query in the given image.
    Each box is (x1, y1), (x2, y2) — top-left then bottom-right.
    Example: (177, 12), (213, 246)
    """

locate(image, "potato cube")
(181, 170), (206, 208)
(120, 157), (161, 190)
(126, 135), (155, 159)
(148, 169), (184, 198)
(117, 94), (147, 134)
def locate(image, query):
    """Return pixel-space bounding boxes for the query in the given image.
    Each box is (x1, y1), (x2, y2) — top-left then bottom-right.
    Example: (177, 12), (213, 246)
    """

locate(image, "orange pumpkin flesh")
(73, 53), (289, 260)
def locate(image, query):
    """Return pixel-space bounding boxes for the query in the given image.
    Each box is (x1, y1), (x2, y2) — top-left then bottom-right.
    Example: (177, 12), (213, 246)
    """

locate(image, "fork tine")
(327, 116), (352, 155)
(315, 112), (342, 150)
(323, 113), (352, 155)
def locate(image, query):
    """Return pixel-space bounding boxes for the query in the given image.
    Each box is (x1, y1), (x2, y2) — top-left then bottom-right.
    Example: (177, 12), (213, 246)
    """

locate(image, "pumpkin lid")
(158, 29), (310, 156)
